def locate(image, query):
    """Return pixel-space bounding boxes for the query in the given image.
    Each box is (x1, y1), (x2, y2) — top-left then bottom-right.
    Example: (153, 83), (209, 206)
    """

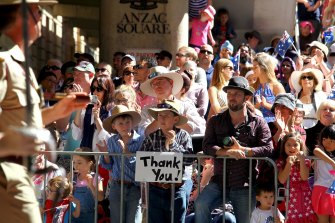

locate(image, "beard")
(228, 100), (245, 112)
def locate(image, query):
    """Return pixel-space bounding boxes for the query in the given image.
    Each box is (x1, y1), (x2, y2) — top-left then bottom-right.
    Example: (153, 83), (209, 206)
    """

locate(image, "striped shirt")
(189, 0), (208, 19)
(99, 130), (144, 182)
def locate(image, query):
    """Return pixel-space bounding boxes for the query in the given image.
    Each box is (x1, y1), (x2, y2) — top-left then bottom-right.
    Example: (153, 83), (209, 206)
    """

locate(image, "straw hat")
(148, 100), (188, 126)
(290, 68), (323, 93)
(140, 66), (183, 97)
(103, 105), (141, 133)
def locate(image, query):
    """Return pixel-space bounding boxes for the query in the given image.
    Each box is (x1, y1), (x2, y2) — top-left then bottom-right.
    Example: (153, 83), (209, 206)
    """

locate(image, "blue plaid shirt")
(100, 130), (144, 182)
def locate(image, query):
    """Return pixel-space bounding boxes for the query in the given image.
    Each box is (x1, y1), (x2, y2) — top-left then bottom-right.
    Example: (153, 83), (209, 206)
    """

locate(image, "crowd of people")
(2, 0), (335, 223)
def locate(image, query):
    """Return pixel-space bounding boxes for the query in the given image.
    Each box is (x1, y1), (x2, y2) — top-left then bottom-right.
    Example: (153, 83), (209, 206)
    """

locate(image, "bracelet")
(244, 147), (248, 156)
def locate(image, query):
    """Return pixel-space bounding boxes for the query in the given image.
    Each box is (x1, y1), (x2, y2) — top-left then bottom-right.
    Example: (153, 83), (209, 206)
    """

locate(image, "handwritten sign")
(135, 151), (183, 183)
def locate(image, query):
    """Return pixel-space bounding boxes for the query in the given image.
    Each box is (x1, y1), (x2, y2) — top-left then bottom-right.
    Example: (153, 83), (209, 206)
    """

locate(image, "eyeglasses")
(114, 98), (128, 104)
(176, 53), (186, 58)
(199, 50), (213, 55)
(301, 75), (314, 80)
(45, 65), (60, 71)
(90, 85), (104, 93)
(123, 71), (134, 76)
(133, 64), (147, 70)
(224, 66), (234, 71)
(95, 68), (109, 73)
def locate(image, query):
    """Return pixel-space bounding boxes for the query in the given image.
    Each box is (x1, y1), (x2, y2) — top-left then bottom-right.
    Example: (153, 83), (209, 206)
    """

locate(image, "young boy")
(140, 99), (193, 223)
(44, 176), (80, 223)
(99, 104), (143, 223)
(250, 184), (285, 223)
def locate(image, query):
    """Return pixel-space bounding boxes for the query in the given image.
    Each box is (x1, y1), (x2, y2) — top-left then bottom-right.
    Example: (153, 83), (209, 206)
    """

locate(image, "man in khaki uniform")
(0, 1), (88, 222)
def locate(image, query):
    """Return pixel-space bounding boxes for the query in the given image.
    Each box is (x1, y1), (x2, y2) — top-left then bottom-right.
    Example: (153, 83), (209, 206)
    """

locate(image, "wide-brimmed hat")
(271, 93), (296, 113)
(148, 100), (188, 126)
(74, 61), (95, 74)
(244, 30), (263, 44)
(307, 41), (329, 58)
(0, 0), (57, 4)
(222, 76), (254, 95)
(200, 5), (216, 20)
(290, 68), (323, 93)
(140, 66), (183, 97)
(103, 105), (141, 133)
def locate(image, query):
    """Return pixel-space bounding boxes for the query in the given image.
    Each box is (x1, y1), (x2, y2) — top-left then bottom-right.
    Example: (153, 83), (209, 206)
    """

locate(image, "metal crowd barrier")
(39, 150), (280, 223)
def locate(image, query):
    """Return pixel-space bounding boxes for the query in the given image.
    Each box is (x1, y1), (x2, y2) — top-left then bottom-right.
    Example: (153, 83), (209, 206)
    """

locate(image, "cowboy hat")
(140, 66), (183, 97)
(148, 99), (188, 126)
(103, 105), (141, 133)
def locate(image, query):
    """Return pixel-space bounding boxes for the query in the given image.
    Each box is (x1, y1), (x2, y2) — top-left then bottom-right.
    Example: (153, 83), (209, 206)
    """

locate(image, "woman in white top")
(207, 58), (234, 120)
(291, 68), (327, 129)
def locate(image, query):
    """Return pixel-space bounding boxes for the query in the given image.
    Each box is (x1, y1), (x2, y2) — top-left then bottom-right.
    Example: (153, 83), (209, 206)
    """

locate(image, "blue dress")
(254, 84), (276, 123)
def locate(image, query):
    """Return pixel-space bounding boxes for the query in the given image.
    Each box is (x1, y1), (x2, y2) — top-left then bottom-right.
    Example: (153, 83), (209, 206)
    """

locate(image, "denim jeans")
(194, 182), (255, 223)
(109, 181), (142, 223)
(148, 179), (193, 223)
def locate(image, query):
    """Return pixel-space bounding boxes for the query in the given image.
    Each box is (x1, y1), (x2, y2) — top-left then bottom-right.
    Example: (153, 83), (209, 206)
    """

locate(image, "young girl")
(189, 5), (216, 51)
(250, 184), (285, 223)
(277, 132), (317, 223)
(44, 176), (80, 223)
(72, 147), (104, 223)
(312, 124), (335, 223)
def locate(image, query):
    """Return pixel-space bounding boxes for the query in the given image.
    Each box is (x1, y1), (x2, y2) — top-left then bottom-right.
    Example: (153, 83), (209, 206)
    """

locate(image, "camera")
(90, 95), (98, 104)
(223, 136), (234, 147)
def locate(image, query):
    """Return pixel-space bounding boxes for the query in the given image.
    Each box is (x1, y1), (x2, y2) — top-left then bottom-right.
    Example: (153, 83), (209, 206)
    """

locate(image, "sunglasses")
(95, 68), (109, 73)
(124, 71), (134, 76)
(199, 50), (213, 55)
(91, 86), (104, 93)
(224, 66), (234, 71)
(133, 64), (146, 70)
(176, 53), (186, 57)
(45, 65), (60, 71)
(301, 75), (314, 80)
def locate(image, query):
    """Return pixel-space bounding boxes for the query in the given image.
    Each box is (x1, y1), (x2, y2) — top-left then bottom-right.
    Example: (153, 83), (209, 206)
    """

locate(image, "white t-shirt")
(250, 207), (285, 223)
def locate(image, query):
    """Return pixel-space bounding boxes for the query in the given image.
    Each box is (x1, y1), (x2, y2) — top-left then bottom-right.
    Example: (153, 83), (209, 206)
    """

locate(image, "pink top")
(189, 19), (212, 47)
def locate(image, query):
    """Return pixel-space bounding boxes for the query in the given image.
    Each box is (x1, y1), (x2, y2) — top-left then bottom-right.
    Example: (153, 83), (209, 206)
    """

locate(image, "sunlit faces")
(175, 50), (188, 68)
(73, 155), (93, 175)
(150, 77), (173, 96)
(73, 70), (92, 93)
(112, 116), (133, 137)
(256, 191), (275, 210)
(281, 61), (293, 75)
(284, 137), (301, 156)
(252, 61), (261, 77)
(91, 80), (105, 102)
(274, 104), (293, 119)
(322, 137), (335, 152)
(133, 63), (149, 83)
(220, 48), (232, 59)
(156, 110), (179, 131)
(246, 73), (258, 86)
(299, 73), (315, 89)
(320, 106), (335, 124)
(226, 89), (247, 112)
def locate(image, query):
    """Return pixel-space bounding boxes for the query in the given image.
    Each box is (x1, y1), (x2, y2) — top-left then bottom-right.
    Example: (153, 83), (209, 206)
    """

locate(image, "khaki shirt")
(0, 35), (42, 131)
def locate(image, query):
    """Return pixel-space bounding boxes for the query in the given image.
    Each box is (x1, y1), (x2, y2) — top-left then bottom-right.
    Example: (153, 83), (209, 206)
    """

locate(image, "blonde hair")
(316, 99), (335, 120)
(253, 52), (279, 83)
(114, 84), (137, 102)
(178, 46), (198, 61)
(210, 58), (233, 89)
(48, 176), (73, 199)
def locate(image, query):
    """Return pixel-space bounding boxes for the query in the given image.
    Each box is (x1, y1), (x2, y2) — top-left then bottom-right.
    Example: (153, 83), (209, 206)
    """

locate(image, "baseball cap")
(121, 54), (136, 63)
(74, 61), (95, 74)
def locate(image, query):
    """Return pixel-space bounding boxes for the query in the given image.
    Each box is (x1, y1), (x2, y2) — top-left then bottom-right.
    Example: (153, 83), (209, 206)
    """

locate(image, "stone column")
(100, 0), (189, 64)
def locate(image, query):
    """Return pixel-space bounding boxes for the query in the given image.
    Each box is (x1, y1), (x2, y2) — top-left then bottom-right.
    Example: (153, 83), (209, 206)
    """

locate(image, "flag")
(274, 31), (294, 58)
(324, 26), (335, 44)
(231, 50), (240, 71)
